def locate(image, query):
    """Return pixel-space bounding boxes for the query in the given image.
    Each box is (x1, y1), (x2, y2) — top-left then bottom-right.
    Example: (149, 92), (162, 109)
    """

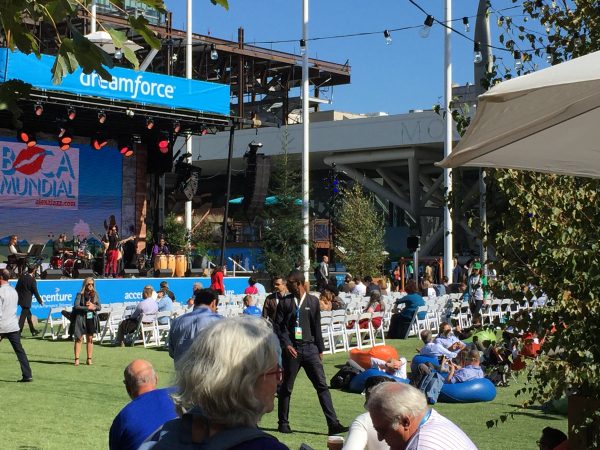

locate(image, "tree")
(335, 183), (385, 278)
(160, 212), (215, 256)
(260, 131), (304, 276)
(471, 2), (600, 445)
(0, 0), (228, 112)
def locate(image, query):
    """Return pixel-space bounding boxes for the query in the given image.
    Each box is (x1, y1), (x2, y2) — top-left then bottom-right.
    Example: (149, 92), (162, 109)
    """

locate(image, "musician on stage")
(8, 235), (27, 275)
(102, 226), (120, 278)
(53, 234), (72, 257)
(152, 237), (170, 257)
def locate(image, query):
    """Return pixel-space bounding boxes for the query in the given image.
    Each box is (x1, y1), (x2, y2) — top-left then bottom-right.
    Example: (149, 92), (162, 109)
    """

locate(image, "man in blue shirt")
(168, 289), (222, 366)
(434, 322), (466, 353)
(242, 295), (262, 317)
(446, 349), (484, 383)
(156, 291), (174, 325)
(419, 329), (459, 360)
(109, 359), (177, 450)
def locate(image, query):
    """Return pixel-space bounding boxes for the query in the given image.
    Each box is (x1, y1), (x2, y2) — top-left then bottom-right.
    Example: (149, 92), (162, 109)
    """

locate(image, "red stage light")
(158, 139), (169, 153)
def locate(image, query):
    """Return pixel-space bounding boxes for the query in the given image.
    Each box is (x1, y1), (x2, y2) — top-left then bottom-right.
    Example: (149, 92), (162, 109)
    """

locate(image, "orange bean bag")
(349, 345), (399, 369)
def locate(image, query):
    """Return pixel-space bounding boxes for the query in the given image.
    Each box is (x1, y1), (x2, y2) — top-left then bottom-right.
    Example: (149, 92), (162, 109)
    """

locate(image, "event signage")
(0, 140), (79, 209)
(0, 49), (230, 116)
(9, 277), (249, 318)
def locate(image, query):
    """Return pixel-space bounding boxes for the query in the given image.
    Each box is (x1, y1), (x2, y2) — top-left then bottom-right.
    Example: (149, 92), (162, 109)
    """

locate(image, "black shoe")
(17, 377), (33, 383)
(328, 423), (349, 435)
(31, 330), (40, 336)
(277, 424), (292, 434)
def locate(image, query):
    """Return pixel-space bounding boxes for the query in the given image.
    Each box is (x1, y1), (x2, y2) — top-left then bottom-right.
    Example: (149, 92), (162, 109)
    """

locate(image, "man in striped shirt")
(366, 383), (477, 450)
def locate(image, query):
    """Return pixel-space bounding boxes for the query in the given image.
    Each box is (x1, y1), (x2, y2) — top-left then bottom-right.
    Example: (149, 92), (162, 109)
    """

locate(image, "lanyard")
(418, 409), (432, 428)
(295, 293), (306, 326)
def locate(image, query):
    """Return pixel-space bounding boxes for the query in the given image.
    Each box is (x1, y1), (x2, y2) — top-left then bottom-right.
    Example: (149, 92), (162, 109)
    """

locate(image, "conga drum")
(175, 255), (187, 277)
(154, 254), (167, 272)
(167, 255), (176, 276)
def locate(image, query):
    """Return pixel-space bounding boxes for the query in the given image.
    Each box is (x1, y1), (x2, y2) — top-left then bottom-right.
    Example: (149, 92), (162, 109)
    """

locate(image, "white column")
(443, 0), (454, 280)
(185, 0), (193, 237)
(301, 0), (310, 281)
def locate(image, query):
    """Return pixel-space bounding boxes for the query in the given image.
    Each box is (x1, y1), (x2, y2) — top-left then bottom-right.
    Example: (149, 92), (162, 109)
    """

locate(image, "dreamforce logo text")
(79, 73), (175, 100)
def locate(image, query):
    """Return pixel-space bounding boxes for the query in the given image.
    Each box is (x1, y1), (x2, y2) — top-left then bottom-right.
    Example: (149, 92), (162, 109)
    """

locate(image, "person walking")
(16, 265), (44, 336)
(70, 277), (101, 366)
(0, 269), (33, 382)
(274, 269), (347, 435)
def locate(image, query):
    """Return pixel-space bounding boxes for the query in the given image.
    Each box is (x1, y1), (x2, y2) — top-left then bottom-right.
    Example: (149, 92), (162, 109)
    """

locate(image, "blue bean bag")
(348, 368), (409, 393)
(410, 354), (440, 373)
(438, 377), (496, 403)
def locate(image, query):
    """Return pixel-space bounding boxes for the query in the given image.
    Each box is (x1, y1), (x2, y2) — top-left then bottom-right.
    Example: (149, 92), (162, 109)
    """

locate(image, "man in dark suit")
(261, 275), (287, 323)
(16, 265), (44, 336)
(274, 269), (347, 435)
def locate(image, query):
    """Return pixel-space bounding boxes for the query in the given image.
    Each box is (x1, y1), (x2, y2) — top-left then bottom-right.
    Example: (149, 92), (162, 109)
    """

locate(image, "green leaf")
(210, 0), (229, 9)
(128, 15), (161, 49)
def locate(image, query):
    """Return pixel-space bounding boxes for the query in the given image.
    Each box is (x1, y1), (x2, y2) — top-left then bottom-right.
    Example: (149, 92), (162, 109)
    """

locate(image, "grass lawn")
(0, 332), (566, 450)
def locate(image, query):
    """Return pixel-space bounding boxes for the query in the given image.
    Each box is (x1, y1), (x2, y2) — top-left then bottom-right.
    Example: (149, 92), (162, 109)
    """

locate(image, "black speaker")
(407, 235), (420, 252)
(243, 154), (271, 213)
(75, 268), (95, 279)
(42, 269), (63, 279)
(122, 268), (140, 278)
(186, 267), (204, 277)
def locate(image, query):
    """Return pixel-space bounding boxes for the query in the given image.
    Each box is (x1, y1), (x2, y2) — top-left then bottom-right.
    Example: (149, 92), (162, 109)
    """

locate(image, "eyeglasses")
(264, 367), (284, 384)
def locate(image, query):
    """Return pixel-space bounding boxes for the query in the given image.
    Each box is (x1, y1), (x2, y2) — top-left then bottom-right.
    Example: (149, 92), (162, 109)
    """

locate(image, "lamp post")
(185, 0), (193, 245)
(301, 0), (310, 281)
(443, 0), (453, 280)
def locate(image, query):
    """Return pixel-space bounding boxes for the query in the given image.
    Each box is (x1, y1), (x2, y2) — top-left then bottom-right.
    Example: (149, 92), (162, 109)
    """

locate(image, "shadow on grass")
(28, 359), (73, 366)
(261, 426), (328, 437)
(505, 405), (565, 421)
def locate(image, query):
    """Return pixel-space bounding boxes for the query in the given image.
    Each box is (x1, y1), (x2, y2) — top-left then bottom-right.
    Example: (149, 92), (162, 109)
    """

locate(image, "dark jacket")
(70, 292), (102, 339)
(262, 292), (283, 323)
(16, 273), (43, 308)
(274, 293), (325, 353)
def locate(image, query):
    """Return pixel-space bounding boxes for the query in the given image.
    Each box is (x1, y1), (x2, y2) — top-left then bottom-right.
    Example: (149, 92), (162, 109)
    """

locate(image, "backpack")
(417, 370), (445, 404)
(330, 362), (363, 390)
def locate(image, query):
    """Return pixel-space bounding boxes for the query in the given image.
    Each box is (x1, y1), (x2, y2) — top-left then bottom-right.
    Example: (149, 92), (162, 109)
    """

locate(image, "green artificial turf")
(0, 332), (566, 450)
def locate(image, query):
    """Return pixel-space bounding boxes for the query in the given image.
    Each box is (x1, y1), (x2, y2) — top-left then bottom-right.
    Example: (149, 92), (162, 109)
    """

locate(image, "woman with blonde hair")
(70, 277), (101, 365)
(147, 317), (289, 449)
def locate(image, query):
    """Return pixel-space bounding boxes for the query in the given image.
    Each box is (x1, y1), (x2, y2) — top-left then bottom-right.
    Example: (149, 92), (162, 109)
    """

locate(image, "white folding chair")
(370, 311), (386, 346)
(320, 311), (333, 355)
(41, 307), (70, 340)
(344, 313), (360, 350)
(357, 312), (373, 349)
(330, 310), (348, 353)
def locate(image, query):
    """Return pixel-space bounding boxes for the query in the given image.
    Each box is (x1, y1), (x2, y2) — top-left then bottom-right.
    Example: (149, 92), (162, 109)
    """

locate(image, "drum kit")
(50, 242), (94, 277)
(153, 254), (188, 277)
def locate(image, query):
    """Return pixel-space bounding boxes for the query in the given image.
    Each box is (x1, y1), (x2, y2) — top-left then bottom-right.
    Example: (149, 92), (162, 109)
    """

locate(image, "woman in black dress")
(71, 277), (101, 366)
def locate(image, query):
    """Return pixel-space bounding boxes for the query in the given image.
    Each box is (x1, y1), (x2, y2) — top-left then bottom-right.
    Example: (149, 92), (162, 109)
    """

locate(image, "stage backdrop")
(9, 277), (250, 318)
(0, 137), (122, 244)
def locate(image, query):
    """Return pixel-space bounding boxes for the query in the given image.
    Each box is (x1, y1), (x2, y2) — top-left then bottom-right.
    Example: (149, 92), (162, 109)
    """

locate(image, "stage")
(8, 276), (250, 318)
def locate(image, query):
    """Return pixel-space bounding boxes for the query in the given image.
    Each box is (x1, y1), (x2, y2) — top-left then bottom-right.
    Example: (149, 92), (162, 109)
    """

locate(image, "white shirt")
(405, 409), (477, 450)
(0, 283), (20, 334)
(352, 282), (367, 296)
(343, 412), (389, 450)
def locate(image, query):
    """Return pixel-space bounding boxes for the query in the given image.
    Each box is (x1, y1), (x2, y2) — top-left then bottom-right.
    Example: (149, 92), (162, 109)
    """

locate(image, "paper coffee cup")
(327, 435), (344, 450)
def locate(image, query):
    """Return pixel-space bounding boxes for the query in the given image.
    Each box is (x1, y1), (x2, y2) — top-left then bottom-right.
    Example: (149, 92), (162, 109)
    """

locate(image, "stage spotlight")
(146, 117), (155, 130)
(34, 102), (44, 116)
(173, 121), (181, 134)
(158, 132), (170, 154)
(118, 136), (134, 157)
(98, 110), (107, 124)
(58, 127), (73, 151)
(67, 107), (76, 120)
(91, 131), (108, 150)
(18, 129), (37, 147)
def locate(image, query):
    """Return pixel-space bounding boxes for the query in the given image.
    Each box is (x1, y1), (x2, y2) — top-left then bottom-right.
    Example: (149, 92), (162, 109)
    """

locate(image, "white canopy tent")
(437, 50), (600, 178)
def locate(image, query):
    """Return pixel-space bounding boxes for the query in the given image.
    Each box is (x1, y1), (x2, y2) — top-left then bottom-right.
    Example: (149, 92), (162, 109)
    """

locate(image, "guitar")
(102, 236), (136, 260)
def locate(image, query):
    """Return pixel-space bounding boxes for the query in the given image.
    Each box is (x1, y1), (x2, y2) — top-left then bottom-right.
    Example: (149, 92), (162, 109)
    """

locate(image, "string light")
(462, 17), (470, 33)
(299, 39), (306, 56)
(473, 42), (483, 64)
(67, 107), (76, 121)
(420, 15), (434, 38)
(210, 44), (218, 61)
(383, 30), (392, 45)
(546, 46), (554, 64)
(34, 103), (43, 116)
(114, 48), (123, 60)
(513, 50), (523, 70)
(98, 111), (106, 124)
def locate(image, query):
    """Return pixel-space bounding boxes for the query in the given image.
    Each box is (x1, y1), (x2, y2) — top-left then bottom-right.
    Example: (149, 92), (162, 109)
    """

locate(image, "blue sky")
(164, 1), (536, 115)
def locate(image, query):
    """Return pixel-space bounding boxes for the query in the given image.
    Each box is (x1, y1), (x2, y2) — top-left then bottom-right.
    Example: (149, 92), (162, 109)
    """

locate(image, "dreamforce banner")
(0, 49), (230, 116)
(0, 140), (79, 209)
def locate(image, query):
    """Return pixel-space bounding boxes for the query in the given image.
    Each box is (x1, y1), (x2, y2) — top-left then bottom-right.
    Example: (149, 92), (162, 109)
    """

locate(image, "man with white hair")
(366, 383), (477, 450)
(109, 359), (177, 450)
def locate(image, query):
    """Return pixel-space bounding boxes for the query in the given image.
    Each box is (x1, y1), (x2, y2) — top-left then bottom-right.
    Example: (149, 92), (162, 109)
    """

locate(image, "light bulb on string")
(420, 15), (434, 39)
(546, 46), (554, 64)
(513, 50), (523, 70)
(497, 16), (504, 27)
(462, 17), (470, 33)
(114, 48), (123, 60)
(473, 42), (483, 64)
(383, 30), (392, 45)
(299, 39), (306, 56)
(210, 44), (218, 61)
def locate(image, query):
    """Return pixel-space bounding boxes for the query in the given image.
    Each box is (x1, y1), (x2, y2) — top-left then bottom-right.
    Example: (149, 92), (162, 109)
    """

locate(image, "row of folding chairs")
(320, 310), (385, 355)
